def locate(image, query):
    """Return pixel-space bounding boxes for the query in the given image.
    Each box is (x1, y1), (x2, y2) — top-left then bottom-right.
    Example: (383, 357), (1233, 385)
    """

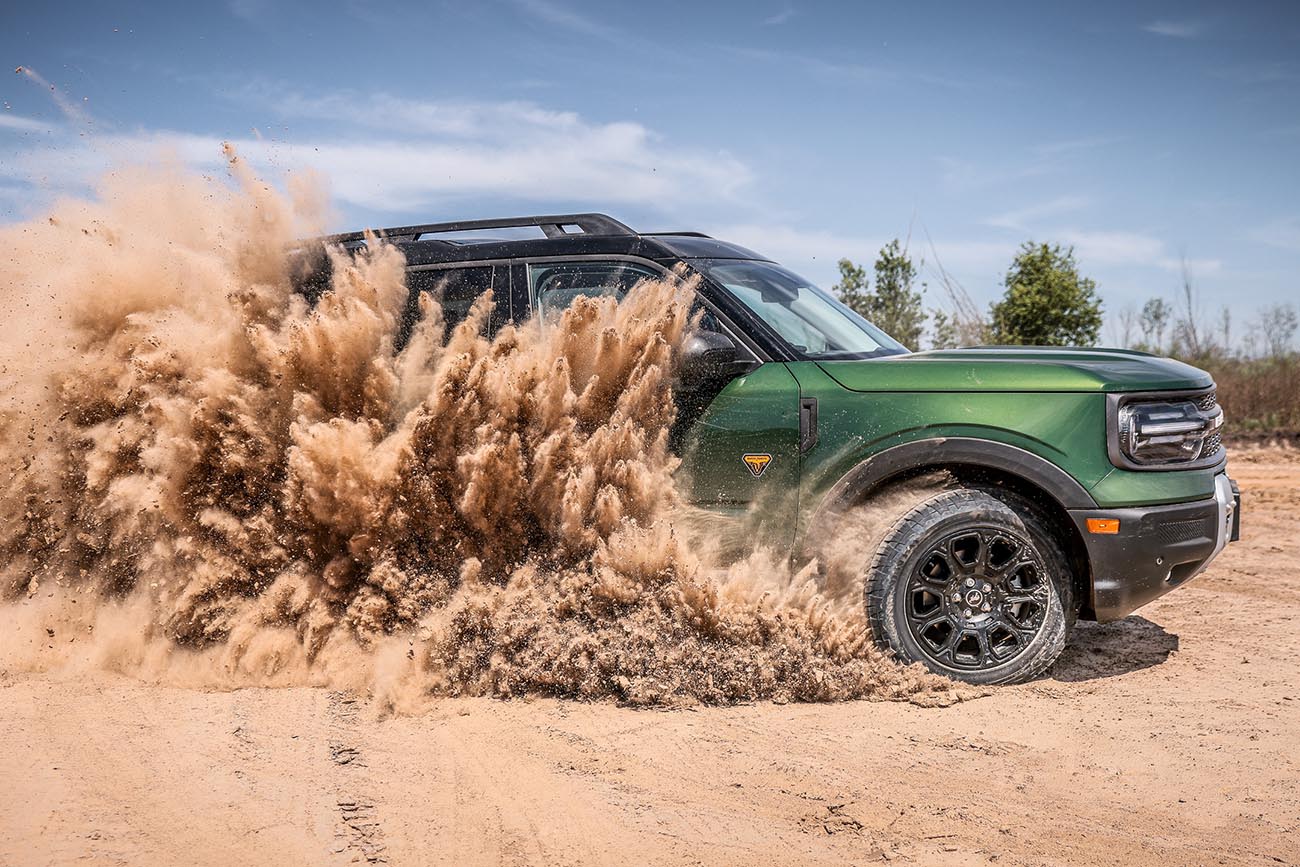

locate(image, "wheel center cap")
(964, 589), (985, 607)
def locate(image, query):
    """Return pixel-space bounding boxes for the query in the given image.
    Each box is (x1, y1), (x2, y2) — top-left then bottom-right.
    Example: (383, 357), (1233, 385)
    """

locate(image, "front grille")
(1200, 390), (1223, 458)
(1203, 430), (1222, 459)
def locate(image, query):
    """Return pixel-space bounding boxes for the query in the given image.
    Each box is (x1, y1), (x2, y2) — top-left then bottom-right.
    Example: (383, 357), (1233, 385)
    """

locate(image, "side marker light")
(1086, 518), (1121, 535)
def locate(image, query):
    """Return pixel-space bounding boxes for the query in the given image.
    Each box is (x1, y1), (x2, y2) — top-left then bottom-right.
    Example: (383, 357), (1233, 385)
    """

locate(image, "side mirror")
(679, 330), (741, 387)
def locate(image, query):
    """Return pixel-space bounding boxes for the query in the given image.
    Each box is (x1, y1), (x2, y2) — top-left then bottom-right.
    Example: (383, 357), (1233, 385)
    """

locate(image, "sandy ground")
(2, 450), (1297, 867)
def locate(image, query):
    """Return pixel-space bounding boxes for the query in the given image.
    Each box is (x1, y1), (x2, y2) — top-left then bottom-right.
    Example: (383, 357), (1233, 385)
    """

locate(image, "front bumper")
(1070, 473), (1239, 622)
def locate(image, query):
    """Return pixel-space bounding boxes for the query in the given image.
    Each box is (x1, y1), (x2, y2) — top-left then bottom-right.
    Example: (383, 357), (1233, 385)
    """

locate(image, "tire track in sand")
(326, 691), (388, 864)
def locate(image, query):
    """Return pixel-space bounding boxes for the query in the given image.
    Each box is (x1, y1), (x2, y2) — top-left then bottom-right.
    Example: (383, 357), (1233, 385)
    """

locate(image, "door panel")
(677, 362), (802, 556)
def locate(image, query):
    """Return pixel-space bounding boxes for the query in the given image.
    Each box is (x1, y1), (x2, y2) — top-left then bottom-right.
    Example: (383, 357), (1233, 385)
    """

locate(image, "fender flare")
(818, 437), (1098, 516)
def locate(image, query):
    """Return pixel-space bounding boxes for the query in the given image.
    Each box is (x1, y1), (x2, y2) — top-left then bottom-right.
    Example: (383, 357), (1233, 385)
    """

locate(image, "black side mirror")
(679, 330), (741, 387)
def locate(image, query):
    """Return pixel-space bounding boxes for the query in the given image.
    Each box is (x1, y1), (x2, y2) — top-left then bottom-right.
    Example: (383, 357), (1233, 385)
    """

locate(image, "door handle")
(799, 398), (818, 454)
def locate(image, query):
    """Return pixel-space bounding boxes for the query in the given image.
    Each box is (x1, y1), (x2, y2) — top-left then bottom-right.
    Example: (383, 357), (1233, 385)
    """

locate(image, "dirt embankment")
(1, 448), (1296, 867)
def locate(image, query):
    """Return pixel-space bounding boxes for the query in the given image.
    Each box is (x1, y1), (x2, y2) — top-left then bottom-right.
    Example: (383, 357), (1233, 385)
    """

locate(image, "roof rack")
(323, 213), (635, 245)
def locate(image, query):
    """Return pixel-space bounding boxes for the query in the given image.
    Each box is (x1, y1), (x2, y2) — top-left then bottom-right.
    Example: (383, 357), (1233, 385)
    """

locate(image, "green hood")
(818, 346), (1213, 393)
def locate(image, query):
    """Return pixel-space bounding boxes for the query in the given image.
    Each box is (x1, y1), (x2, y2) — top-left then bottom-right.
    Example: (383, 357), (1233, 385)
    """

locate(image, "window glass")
(528, 261), (660, 318)
(399, 265), (497, 349)
(693, 259), (907, 360)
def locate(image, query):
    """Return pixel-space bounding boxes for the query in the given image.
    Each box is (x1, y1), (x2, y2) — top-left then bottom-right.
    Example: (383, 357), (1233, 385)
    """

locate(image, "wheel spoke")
(973, 626), (993, 663)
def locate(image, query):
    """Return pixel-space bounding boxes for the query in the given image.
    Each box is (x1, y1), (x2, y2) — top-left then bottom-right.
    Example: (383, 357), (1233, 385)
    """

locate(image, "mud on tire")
(865, 487), (1073, 685)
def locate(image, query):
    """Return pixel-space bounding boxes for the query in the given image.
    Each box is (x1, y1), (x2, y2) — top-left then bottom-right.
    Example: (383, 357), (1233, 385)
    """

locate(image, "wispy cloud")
(762, 6), (795, 25)
(1033, 135), (1124, 157)
(0, 113), (54, 133)
(1143, 18), (1205, 38)
(984, 195), (1091, 231)
(1058, 228), (1221, 274)
(1213, 60), (1300, 85)
(0, 92), (752, 219)
(721, 45), (1004, 91)
(1244, 217), (1300, 252)
(510, 0), (623, 41)
(940, 136), (1119, 194)
(227, 0), (270, 24)
(936, 156), (1053, 193)
(268, 91), (585, 138)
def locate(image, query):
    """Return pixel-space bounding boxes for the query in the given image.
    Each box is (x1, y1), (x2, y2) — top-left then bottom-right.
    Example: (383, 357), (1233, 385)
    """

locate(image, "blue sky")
(2, 0), (1297, 341)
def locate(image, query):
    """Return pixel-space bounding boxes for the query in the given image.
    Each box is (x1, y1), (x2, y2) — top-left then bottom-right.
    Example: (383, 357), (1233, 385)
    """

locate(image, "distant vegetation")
(834, 240), (1299, 437)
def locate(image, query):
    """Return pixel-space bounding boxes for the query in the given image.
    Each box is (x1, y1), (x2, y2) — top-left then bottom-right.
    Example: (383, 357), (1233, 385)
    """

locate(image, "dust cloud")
(0, 149), (959, 708)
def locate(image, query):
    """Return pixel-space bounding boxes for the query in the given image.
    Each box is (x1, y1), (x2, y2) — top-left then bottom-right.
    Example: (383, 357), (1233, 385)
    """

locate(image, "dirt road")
(2, 449), (1297, 867)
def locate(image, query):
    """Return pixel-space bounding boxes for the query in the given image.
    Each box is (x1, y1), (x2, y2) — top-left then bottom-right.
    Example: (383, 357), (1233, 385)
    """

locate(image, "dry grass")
(1192, 353), (1300, 439)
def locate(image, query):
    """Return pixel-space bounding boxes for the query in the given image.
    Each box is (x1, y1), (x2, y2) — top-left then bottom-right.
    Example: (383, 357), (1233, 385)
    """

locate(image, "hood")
(818, 346), (1212, 393)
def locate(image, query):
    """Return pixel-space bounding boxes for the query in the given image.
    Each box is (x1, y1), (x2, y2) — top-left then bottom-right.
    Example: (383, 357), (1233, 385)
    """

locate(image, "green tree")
(870, 240), (926, 349)
(832, 241), (926, 350)
(930, 309), (958, 350)
(990, 242), (1102, 346)
(832, 257), (872, 317)
(1139, 297), (1172, 352)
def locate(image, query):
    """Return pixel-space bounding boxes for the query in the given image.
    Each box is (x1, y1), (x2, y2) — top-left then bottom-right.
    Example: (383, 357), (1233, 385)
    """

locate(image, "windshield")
(694, 259), (907, 360)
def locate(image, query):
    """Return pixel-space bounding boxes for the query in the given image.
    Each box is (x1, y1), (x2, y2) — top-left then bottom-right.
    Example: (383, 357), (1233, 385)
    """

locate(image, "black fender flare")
(817, 437), (1098, 518)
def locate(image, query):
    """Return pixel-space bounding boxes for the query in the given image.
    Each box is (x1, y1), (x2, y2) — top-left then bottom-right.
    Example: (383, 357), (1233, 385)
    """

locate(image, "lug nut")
(963, 608), (972, 618)
(951, 592), (961, 601)
(982, 583), (991, 592)
(982, 603), (991, 612)
(965, 578), (975, 587)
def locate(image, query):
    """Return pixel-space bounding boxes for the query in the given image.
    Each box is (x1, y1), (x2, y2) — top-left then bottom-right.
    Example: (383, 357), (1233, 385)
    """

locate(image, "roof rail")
(322, 213), (635, 245)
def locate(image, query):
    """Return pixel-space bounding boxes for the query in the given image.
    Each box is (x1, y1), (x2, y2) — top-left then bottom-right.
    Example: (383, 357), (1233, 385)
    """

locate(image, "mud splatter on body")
(0, 151), (957, 707)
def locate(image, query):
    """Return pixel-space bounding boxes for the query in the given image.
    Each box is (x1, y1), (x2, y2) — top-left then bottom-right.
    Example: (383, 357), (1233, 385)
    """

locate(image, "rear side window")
(398, 265), (500, 349)
(528, 261), (660, 319)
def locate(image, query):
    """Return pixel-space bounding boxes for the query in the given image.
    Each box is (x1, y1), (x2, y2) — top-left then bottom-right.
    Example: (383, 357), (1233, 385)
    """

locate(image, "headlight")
(1113, 396), (1224, 468)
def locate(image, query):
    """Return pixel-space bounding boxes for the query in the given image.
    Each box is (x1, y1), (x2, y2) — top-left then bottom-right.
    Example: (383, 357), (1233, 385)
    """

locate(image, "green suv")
(317, 212), (1241, 684)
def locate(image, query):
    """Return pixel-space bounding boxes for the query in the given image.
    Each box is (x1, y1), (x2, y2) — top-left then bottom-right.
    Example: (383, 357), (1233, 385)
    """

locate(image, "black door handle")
(800, 398), (818, 454)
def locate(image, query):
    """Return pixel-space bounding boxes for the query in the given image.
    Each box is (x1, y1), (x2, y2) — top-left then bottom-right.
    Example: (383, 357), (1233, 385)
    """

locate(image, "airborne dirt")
(1, 448), (1297, 866)
(0, 157), (946, 708)
(2, 162), (1298, 865)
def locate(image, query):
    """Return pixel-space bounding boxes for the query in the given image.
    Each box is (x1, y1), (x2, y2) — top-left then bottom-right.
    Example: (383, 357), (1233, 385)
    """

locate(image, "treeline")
(833, 241), (1300, 435)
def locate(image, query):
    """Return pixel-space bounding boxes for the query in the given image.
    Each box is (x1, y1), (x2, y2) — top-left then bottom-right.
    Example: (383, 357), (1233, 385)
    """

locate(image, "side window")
(399, 265), (498, 349)
(528, 261), (660, 319)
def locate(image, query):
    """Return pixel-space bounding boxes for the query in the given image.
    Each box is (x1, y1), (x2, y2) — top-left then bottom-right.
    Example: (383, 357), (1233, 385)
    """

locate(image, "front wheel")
(865, 487), (1073, 685)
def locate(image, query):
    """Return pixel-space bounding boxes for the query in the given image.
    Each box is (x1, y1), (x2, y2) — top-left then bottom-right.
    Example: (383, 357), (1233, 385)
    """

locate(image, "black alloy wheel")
(903, 527), (1051, 671)
(865, 487), (1073, 685)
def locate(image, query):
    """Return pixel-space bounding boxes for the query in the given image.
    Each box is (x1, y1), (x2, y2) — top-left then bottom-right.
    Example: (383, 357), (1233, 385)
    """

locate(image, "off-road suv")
(310, 212), (1241, 685)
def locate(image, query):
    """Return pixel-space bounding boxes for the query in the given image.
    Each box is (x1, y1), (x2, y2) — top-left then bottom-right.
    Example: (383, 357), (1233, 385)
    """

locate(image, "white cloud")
(269, 92), (584, 139)
(0, 113), (53, 133)
(1057, 229), (1221, 274)
(984, 195), (1091, 231)
(1143, 19), (1204, 38)
(0, 96), (752, 218)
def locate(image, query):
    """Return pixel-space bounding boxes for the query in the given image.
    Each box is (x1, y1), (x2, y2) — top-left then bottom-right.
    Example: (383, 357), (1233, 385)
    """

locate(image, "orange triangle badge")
(742, 454), (772, 478)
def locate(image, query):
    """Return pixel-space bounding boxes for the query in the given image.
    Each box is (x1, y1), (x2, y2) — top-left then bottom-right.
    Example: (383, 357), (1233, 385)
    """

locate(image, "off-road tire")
(865, 487), (1073, 685)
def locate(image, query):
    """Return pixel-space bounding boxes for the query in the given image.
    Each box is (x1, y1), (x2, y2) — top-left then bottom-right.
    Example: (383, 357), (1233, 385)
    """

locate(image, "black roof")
(319, 212), (770, 266)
